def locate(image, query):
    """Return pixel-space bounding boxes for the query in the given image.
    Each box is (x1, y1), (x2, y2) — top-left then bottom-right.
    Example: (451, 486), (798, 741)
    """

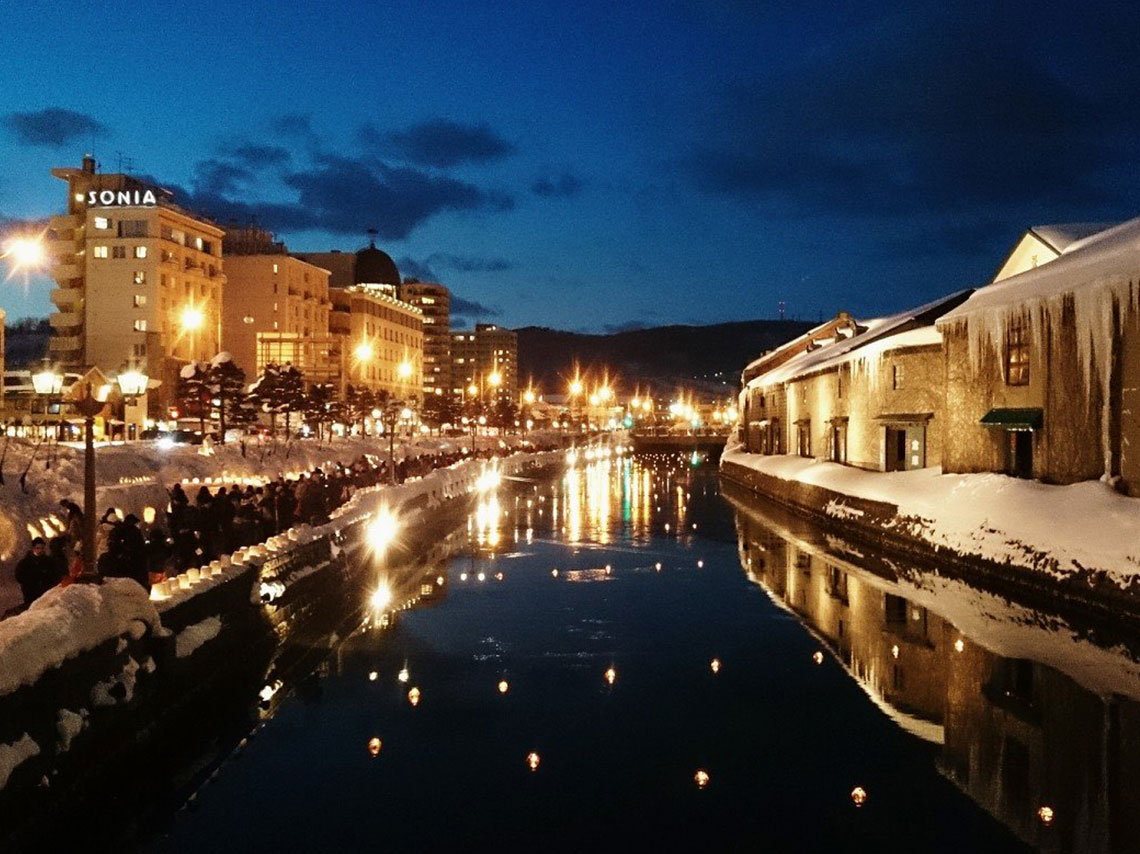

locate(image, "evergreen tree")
(175, 360), (210, 434)
(206, 353), (248, 443)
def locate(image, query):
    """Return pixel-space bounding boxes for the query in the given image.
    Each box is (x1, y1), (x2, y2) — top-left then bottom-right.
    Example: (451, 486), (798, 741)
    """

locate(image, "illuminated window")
(272, 263), (279, 274)
(133, 319), (147, 332)
(94, 216), (110, 230)
(133, 271), (146, 284)
(134, 294), (147, 307)
(134, 246), (147, 259)
(1006, 316), (1030, 386)
(93, 245), (109, 259)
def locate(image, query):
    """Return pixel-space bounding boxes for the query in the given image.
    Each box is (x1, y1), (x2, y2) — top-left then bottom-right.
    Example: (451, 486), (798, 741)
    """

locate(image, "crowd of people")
(11, 441), (559, 612)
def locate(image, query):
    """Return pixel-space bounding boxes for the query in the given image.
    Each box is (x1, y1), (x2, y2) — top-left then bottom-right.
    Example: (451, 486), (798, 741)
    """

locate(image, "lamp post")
(31, 363), (64, 429)
(487, 370), (502, 432)
(117, 367), (149, 441)
(69, 379), (111, 575)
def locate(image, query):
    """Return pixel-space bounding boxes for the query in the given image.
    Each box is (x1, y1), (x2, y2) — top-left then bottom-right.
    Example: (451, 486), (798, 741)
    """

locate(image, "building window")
(112, 245), (126, 259)
(272, 263), (279, 274)
(134, 294), (146, 307)
(132, 343), (147, 357)
(134, 246), (148, 259)
(93, 245), (109, 259)
(1006, 316), (1030, 386)
(94, 216), (111, 230)
(133, 271), (146, 284)
(119, 220), (147, 238)
(133, 319), (147, 332)
(892, 363), (904, 390)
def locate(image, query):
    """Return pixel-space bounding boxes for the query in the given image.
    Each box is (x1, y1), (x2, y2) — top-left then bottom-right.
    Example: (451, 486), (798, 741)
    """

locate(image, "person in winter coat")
(102, 514), (150, 590)
(15, 538), (61, 606)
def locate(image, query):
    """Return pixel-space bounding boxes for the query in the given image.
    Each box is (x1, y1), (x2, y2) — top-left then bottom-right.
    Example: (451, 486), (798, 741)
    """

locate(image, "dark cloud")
(397, 253), (515, 280)
(272, 114), (315, 139)
(192, 158), (254, 196)
(397, 256), (438, 281)
(428, 253), (513, 273)
(451, 296), (502, 318)
(5, 108), (108, 147)
(181, 152), (513, 238)
(228, 143), (291, 169)
(361, 118), (515, 168)
(284, 154), (511, 238)
(684, 5), (1140, 220)
(532, 171), (583, 198)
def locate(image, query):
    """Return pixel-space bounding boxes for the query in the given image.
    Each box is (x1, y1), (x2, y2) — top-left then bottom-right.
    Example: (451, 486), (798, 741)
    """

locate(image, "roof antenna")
(366, 227), (378, 248)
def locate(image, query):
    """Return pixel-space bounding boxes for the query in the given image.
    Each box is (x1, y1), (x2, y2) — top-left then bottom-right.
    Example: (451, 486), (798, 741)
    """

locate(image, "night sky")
(1, 0), (1138, 331)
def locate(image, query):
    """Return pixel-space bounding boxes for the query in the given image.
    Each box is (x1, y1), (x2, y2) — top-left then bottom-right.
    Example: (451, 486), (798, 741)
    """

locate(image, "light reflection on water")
(144, 455), (1047, 854)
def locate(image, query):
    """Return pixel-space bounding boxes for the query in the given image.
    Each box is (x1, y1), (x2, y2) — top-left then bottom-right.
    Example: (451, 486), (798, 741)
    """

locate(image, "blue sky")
(2, 0), (1139, 331)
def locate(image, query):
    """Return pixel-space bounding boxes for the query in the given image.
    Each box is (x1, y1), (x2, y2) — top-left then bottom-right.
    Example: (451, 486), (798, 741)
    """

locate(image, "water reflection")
(727, 485), (1140, 853)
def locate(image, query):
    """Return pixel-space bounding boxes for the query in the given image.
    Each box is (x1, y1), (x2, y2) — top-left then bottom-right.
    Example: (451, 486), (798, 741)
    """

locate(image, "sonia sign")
(86, 189), (158, 206)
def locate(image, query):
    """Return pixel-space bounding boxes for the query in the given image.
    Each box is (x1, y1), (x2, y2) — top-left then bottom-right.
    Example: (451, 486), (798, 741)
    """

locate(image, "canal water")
(138, 453), (1139, 852)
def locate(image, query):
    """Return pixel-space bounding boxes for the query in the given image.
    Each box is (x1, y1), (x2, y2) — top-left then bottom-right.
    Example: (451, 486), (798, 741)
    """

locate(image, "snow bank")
(174, 616), (222, 658)
(0, 579), (159, 697)
(723, 448), (1140, 582)
(0, 431), (562, 612)
(0, 733), (39, 790)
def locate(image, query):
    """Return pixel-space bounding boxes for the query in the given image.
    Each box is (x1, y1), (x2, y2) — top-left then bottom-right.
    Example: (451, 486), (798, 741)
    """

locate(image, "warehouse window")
(1006, 316), (1030, 386)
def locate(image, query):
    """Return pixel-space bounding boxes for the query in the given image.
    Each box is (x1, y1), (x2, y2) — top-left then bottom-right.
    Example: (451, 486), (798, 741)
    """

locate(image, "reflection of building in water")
(732, 498), (1140, 852)
(738, 512), (949, 741)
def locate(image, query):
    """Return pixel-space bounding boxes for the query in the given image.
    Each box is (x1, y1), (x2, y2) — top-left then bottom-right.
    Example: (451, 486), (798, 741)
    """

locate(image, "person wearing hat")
(15, 537), (60, 606)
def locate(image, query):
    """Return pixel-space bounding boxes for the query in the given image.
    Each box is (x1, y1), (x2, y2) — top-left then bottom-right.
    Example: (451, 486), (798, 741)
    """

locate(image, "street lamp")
(117, 367), (149, 441)
(180, 305), (204, 361)
(2, 235), (46, 275)
(69, 378), (111, 576)
(355, 341), (374, 362)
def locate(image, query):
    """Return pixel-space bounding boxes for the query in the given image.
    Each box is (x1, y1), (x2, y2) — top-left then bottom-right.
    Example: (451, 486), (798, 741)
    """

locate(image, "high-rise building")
(221, 226), (338, 385)
(291, 249), (356, 289)
(328, 242), (423, 400)
(450, 323), (518, 406)
(48, 156), (224, 406)
(398, 281), (451, 399)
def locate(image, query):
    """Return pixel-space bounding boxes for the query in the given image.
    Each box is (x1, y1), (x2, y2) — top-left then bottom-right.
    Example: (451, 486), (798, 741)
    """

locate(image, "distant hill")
(515, 320), (813, 394)
(4, 318), (49, 369)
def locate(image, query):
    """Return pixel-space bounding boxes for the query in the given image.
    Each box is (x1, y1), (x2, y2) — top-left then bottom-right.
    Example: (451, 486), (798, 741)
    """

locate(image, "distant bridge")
(629, 429), (729, 460)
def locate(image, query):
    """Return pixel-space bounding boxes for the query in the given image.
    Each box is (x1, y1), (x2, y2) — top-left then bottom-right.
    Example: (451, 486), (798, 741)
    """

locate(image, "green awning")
(980, 408), (1043, 429)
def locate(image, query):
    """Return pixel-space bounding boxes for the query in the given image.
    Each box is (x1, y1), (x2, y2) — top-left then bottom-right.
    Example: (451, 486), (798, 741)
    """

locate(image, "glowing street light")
(397, 359), (413, 379)
(355, 341), (374, 362)
(369, 585), (392, 610)
(569, 378), (583, 397)
(523, 388), (536, 405)
(2, 235), (46, 274)
(488, 370), (502, 388)
(180, 306), (204, 331)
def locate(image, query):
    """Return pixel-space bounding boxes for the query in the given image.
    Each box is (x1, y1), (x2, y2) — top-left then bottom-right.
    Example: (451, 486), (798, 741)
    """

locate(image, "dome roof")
(355, 240), (401, 286)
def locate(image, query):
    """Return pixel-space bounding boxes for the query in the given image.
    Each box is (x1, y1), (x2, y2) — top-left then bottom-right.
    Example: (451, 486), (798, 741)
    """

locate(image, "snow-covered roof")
(1030, 223), (1116, 254)
(941, 214), (1140, 323)
(741, 316), (848, 381)
(746, 291), (969, 389)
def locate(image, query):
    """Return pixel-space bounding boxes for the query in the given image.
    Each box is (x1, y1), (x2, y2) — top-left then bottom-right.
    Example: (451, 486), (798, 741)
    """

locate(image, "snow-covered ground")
(0, 431), (562, 612)
(723, 445), (1140, 583)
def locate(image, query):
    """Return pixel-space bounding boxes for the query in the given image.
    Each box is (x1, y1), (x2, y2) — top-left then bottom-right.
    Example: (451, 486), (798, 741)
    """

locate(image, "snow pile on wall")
(0, 733), (40, 790)
(724, 447), (1140, 583)
(0, 579), (158, 697)
(174, 616), (223, 659)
